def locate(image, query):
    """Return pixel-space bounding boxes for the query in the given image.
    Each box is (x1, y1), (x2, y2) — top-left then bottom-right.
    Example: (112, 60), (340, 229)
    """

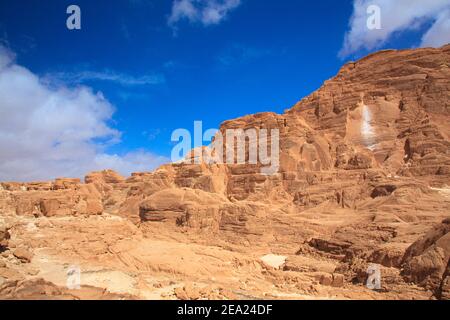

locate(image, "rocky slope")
(0, 45), (449, 300)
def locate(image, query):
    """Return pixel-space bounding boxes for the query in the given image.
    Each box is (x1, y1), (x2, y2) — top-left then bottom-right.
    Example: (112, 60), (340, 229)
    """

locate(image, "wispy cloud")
(340, 0), (450, 58)
(168, 0), (241, 28)
(0, 45), (167, 181)
(142, 128), (162, 141)
(45, 69), (165, 87)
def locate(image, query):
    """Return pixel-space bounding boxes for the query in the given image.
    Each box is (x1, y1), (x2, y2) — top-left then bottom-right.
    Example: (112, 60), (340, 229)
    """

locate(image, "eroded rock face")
(0, 222), (10, 249)
(287, 46), (450, 181)
(0, 178), (104, 217)
(139, 188), (226, 230)
(402, 219), (450, 296)
(12, 248), (33, 263)
(439, 261), (450, 300)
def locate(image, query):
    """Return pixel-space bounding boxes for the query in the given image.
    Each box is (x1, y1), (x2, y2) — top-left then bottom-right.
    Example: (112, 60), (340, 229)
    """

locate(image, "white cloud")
(168, 0), (241, 27)
(0, 45), (168, 182)
(340, 0), (450, 58)
(93, 150), (168, 176)
(421, 9), (450, 47)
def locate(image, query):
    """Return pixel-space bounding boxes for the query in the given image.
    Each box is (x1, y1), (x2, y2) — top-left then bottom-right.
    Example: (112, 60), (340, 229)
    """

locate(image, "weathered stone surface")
(0, 223), (10, 249)
(139, 188), (226, 236)
(174, 284), (201, 300)
(402, 219), (450, 298)
(12, 248), (33, 263)
(438, 261), (450, 300)
(331, 273), (345, 288)
(315, 273), (333, 286)
(0, 278), (136, 300)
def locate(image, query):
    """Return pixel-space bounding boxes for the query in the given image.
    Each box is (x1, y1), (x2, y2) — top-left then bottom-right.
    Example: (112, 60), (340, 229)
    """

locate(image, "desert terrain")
(0, 45), (449, 300)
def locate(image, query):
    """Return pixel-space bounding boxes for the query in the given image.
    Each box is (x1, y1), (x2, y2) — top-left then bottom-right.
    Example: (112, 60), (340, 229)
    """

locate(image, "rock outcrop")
(0, 222), (9, 250)
(402, 218), (450, 297)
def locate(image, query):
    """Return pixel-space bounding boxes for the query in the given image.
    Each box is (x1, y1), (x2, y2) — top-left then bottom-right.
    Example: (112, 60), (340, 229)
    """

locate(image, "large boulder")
(402, 218), (450, 298)
(0, 222), (10, 249)
(12, 248), (33, 263)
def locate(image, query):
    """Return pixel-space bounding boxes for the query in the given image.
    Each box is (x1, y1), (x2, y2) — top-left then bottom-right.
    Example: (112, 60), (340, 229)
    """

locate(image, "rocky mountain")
(0, 45), (449, 300)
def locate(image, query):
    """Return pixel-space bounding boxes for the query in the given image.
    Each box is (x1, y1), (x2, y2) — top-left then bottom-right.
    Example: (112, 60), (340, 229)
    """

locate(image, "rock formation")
(402, 218), (450, 297)
(0, 222), (9, 250)
(0, 45), (449, 300)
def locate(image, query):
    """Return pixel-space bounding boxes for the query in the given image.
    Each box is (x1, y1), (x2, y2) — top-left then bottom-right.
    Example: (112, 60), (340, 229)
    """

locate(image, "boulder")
(0, 223), (10, 249)
(331, 273), (345, 288)
(315, 273), (333, 286)
(13, 248), (33, 263)
(402, 219), (450, 298)
(174, 284), (201, 300)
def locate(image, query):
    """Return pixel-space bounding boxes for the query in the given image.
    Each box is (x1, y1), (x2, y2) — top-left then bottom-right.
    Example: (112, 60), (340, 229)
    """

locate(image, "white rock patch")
(260, 254), (287, 269)
(361, 105), (376, 150)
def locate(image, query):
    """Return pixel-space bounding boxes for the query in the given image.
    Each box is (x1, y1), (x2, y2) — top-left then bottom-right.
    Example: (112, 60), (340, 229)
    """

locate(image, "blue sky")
(0, 0), (449, 180)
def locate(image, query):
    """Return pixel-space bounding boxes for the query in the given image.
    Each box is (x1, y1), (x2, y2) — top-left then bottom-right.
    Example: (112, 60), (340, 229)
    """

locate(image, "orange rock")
(13, 248), (33, 263)
(402, 218), (450, 297)
(174, 284), (201, 300)
(53, 178), (81, 190)
(85, 170), (125, 184)
(0, 224), (10, 248)
(332, 274), (345, 288)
